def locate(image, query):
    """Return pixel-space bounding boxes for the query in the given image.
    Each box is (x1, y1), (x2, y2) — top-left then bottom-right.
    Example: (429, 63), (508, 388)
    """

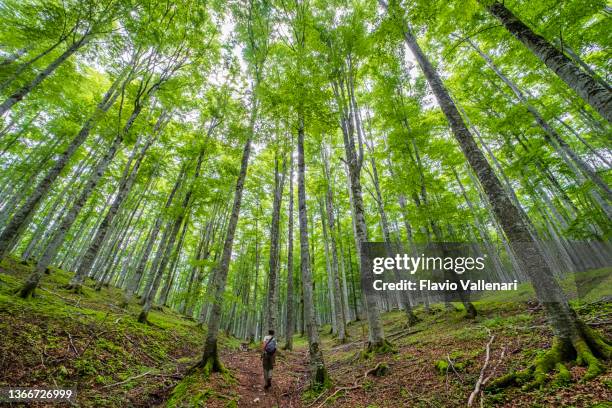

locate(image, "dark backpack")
(264, 337), (276, 354)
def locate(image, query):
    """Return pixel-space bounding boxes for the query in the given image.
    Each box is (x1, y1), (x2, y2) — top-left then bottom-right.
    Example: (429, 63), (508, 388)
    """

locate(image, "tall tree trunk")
(383, 0), (610, 378)
(0, 74), (123, 258)
(296, 115), (329, 386)
(17, 129), (124, 298)
(197, 135), (252, 373)
(0, 35), (91, 116)
(67, 112), (167, 291)
(120, 166), (186, 307)
(138, 144), (205, 322)
(320, 197), (337, 333)
(483, 0), (612, 123)
(321, 149), (348, 341)
(464, 37), (611, 202)
(266, 152), (287, 333)
(331, 71), (386, 348)
(366, 141), (419, 324)
(159, 212), (189, 306)
(284, 139), (295, 350)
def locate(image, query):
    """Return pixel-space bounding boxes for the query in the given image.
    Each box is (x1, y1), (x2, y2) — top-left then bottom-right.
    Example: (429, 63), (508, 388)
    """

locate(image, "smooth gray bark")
(68, 111), (167, 290)
(321, 148), (347, 341)
(296, 116), (328, 384)
(0, 35), (91, 116)
(199, 135), (251, 370)
(0, 73), (124, 258)
(464, 37), (611, 201)
(18, 129), (124, 297)
(266, 153), (287, 333)
(484, 1), (612, 122)
(284, 143), (295, 350)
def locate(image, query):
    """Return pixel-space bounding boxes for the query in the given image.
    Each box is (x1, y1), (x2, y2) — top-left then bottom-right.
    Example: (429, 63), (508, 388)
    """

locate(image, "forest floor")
(0, 257), (611, 407)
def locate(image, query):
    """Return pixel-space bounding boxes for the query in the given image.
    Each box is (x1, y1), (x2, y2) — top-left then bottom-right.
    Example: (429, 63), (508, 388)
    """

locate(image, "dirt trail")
(220, 347), (309, 407)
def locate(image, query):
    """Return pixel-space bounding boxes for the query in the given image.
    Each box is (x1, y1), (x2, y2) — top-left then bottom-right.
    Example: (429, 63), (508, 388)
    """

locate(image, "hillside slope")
(1, 259), (610, 407)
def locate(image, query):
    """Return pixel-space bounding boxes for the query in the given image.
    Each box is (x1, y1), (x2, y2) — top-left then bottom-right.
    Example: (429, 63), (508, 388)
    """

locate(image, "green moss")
(435, 359), (449, 375)
(552, 362), (571, 387)
(574, 338), (604, 381)
(362, 379), (374, 392)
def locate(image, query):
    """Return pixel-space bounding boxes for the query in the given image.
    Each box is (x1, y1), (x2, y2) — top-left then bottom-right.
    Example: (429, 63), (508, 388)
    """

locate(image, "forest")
(0, 0), (610, 406)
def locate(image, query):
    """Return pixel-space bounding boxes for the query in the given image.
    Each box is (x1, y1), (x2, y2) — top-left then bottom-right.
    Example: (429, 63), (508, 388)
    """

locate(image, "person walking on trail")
(262, 329), (276, 390)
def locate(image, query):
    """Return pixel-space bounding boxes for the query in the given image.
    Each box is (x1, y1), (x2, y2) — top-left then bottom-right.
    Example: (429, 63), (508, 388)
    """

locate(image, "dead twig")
(67, 333), (79, 356)
(102, 370), (153, 388)
(447, 354), (462, 381)
(482, 346), (506, 386)
(467, 330), (495, 407)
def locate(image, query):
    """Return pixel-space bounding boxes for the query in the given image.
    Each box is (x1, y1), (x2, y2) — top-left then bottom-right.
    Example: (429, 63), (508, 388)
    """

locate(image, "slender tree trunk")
(367, 144), (419, 324)
(138, 144), (205, 321)
(67, 112), (167, 290)
(120, 167), (186, 307)
(266, 153), (287, 333)
(0, 74), (123, 258)
(296, 115), (329, 385)
(0, 36), (91, 116)
(197, 134), (252, 372)
(284, 140), (295, 350)
(483, 0), (612, 122)
(331, 72), (386, 348)
(160, 213), (189, 306)
(320, 198), (337, 333)
(321, 149), (348, 341)
(464, 37), (611, 201)
(17, 129), (124, 297)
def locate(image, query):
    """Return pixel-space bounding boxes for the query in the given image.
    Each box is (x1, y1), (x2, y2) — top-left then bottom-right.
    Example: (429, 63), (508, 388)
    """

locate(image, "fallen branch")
(102, 371), (153, 388)
(39, 287), (81, 306)
(467, 331), (495, 407)
(387, 328), (423, 339)
(483, 346), (506, 385)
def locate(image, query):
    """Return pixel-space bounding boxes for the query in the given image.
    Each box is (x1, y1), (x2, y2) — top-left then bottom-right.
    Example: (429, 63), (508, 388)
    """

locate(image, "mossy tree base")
(311, 362), (331, 389)
(16, 281), (37, 299)
(360, 338), (396, 359)
(487, 324), (611, 391)
(407, 312), (421, 326)
(464, 302), (478, 319)
(62, 283), (84, 294)
(137, 310), (150, 324)
(189, 342), (226, 378)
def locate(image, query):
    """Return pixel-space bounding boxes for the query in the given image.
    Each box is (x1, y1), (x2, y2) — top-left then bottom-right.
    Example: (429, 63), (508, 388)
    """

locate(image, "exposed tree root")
(487, 325), (611, 391)
(360, 338), (396, 359)
(188, 351), (226, 377)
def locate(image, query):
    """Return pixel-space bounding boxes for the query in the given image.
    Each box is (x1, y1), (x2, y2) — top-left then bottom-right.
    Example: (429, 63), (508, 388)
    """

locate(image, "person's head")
(268, 329), (275, 336)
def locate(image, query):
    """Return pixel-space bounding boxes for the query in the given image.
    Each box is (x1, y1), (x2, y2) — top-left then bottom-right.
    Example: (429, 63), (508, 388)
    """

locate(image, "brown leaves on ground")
(199, 347), (309, 407)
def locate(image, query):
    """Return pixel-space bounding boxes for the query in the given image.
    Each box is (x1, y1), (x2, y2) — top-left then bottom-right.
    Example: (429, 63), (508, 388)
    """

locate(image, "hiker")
(261, 329), (276, 390)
